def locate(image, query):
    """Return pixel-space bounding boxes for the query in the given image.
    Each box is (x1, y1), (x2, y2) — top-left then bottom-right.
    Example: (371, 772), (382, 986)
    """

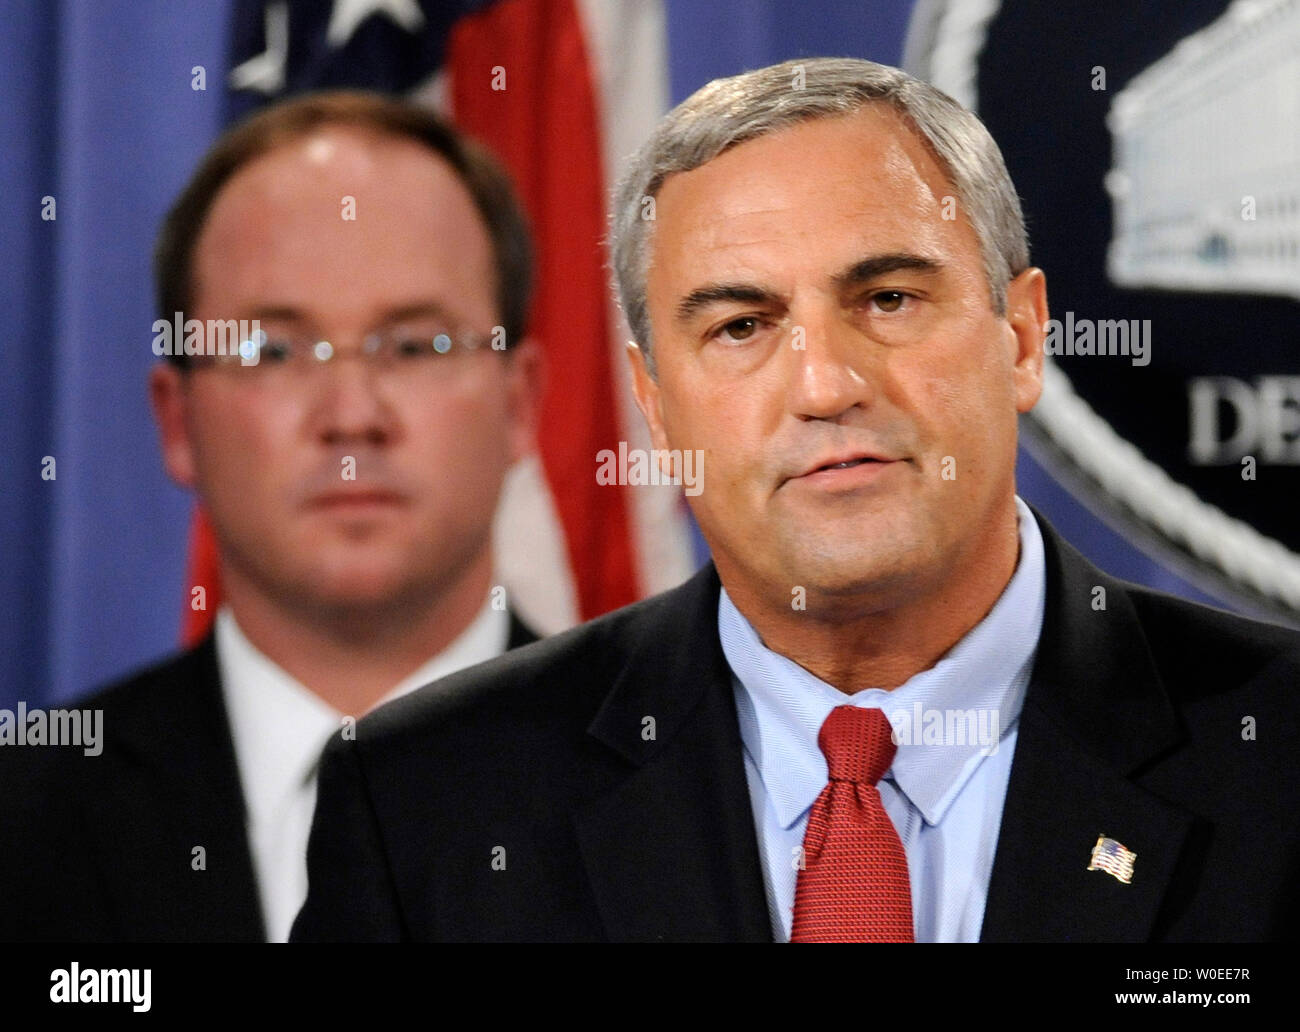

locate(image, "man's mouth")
(801, 452), (895, 477)
(306, 490), (406, 509)
(819, 457), (877, 471)
(786, 451), (903, 489)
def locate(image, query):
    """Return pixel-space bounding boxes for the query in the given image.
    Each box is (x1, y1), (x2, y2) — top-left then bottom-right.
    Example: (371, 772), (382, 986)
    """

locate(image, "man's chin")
(283, 577), (425, 625)
(800, 565), (920, 606)
(773, 539), (935, 607)
(286, 553), (428, 613)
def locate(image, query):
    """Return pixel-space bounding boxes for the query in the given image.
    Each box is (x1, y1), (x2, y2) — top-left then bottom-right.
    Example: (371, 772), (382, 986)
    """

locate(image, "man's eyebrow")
(675, 284), (784, 324)
(672, 255), (945, 324)
(833, 253), (945, 288)
(377, 302), (457, 323)
(242, 301), (456, 324)
(244, 305), (305, 322)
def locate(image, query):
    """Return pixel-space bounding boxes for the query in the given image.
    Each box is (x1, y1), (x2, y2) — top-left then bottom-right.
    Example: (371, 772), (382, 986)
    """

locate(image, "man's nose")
(309, 353), (397, 446)
(785, 307), (876, 421)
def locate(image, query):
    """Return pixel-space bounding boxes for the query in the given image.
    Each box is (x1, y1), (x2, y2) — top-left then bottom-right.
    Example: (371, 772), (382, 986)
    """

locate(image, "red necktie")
(790, 705), (914, 942)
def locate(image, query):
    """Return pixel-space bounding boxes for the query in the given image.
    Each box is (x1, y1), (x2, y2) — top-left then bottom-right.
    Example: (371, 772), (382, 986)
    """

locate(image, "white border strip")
(1036, 363), (1300, 609)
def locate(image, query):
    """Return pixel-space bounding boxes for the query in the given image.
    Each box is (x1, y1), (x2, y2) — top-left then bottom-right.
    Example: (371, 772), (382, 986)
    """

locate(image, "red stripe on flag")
(449, 0), (640, 620)
(180, 505), (221, 647)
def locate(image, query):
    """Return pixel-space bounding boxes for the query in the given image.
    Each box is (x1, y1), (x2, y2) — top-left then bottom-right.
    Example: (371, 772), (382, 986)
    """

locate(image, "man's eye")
(260, 339), (294, 362)
(718, 317), (762, 342)
(870, 291), (908, 313)
(388, 332), (455, 357)
(394, 336), (431, 358)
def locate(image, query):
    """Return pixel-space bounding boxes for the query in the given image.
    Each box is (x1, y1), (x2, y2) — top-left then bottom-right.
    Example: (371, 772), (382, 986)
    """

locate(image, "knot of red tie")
(819, 705), (896, 785)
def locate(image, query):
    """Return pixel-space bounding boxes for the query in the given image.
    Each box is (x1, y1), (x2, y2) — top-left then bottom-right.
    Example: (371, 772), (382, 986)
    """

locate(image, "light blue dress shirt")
(719, 496), (1047, 942)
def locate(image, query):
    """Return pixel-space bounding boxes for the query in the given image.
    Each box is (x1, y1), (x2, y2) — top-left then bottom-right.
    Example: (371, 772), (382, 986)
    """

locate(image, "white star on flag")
(326, 0), (426, 49)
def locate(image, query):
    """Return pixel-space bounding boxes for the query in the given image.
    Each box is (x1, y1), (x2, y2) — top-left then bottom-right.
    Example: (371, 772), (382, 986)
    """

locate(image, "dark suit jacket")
(0, 611), (537, 942)
(291, 512), (1300, 942)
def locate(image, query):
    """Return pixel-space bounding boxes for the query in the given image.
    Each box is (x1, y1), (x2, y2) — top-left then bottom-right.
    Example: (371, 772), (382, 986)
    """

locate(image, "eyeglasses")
(190, 323), (502, 379)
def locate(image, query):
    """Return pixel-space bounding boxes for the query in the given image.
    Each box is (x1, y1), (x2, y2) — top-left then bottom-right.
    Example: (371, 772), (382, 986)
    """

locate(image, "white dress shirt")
(214, 595), (509, 942)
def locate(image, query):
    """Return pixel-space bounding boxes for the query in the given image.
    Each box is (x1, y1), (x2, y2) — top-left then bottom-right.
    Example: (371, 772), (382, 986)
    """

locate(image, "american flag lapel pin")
(1087, 835), (1136, 884)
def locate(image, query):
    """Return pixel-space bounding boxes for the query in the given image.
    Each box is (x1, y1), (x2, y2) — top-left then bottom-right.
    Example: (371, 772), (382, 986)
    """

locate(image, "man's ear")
(502, 337), (544, 465)
(626, 341), (671, 454)
(149, 362), (199, 488)
(1005, 267), (1047, 414)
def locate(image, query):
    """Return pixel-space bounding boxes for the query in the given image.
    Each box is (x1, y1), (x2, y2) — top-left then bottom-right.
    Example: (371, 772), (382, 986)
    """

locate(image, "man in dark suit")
(0, 92), (541, 942)
(292, 58), (1300, 942)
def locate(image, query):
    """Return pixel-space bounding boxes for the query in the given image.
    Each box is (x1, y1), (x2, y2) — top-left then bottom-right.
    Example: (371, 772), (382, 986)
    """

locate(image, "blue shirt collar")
(720, 496), (1046, 829)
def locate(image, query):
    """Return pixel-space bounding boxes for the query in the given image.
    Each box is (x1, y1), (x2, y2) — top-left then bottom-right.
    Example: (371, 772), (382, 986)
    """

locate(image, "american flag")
(1088, 835), (1136, 884)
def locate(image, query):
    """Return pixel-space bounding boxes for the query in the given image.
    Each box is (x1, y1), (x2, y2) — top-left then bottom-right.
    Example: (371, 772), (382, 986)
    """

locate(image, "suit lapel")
(574, 566), (772, 942)
(981, 514), (1195, 942)
(87, 637), (265, 941)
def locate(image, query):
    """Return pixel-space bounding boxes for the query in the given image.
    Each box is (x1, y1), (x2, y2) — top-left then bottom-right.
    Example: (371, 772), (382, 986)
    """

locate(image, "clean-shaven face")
(164, 127), (533, 616)
(634, 106), (1041, 617)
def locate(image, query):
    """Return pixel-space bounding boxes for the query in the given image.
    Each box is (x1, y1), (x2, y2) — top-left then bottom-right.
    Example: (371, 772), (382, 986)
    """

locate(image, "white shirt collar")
(215, 594), (510, 830)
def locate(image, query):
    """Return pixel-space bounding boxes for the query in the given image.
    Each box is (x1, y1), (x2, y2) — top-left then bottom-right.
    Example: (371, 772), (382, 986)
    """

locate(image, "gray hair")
(610, 57), (1029, 370)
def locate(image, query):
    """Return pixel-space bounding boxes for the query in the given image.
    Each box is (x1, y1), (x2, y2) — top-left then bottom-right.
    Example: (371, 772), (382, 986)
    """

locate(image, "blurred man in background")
(0, 92), (541, 942)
